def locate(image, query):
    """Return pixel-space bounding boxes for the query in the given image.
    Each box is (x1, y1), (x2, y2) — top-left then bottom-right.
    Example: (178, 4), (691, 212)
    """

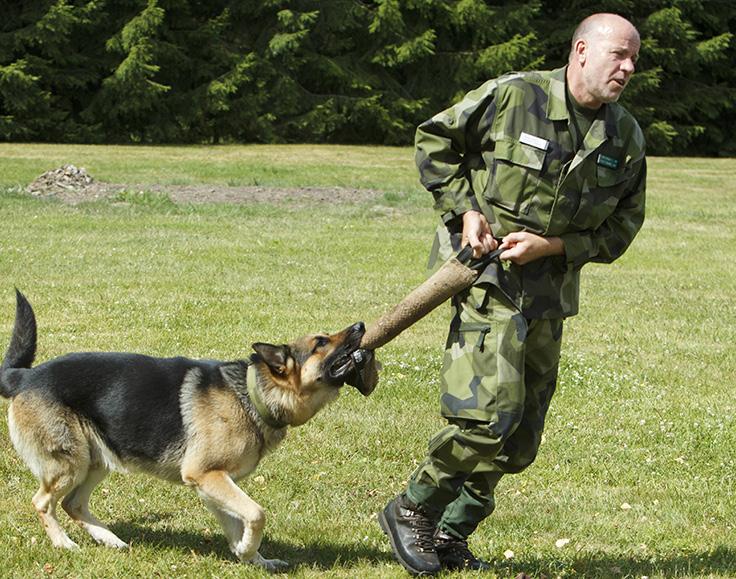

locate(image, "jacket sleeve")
(414, 79), (499, 221)
(560, 156), (647, 269)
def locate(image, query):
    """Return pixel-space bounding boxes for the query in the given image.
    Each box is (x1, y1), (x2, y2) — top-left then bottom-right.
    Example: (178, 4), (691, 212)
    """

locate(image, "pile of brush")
(27, 164), (94, 196)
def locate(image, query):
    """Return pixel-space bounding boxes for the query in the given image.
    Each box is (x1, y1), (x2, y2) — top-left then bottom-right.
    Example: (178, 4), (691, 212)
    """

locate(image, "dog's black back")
(1, 291), (235, 463)
(26, 353), (228, 461)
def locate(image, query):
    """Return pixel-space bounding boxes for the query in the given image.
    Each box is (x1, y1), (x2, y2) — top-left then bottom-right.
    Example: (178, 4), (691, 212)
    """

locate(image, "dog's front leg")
(189, 470), (262, 559)
(201, 502), (288, 572)
(186, 470), (287, 570)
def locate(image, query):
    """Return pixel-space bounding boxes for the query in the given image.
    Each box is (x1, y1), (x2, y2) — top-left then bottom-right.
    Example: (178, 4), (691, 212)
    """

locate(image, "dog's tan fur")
(3, 305), (365, 571)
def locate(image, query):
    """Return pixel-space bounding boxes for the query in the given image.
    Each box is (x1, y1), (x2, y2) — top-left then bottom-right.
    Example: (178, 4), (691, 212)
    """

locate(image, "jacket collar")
(547, 66), (570, 121)
(548, 65), (625, 174)
(548, 65), (621, 141)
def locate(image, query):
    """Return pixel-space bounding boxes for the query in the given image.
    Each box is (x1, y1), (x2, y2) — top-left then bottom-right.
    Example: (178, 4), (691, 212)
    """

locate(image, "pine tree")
(91, 0), (170, 141)
(632, 2), (735, 154)
(0, 0), (734, 152)
(0, 1), (103, 141)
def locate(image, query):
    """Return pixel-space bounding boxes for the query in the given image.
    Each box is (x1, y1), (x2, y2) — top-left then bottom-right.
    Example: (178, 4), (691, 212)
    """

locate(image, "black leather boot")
(434, 528), (491, 571)
(378, 494), (441, 575)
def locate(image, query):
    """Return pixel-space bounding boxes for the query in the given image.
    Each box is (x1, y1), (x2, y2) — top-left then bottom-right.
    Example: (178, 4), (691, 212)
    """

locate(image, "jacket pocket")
(570, 163), (632, 229)
(596, 164), (628, 188)
(486, 137), (546, 214)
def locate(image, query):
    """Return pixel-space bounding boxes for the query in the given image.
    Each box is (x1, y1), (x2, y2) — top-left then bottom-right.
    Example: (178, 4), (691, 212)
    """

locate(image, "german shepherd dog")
(0, 290), (369, 571)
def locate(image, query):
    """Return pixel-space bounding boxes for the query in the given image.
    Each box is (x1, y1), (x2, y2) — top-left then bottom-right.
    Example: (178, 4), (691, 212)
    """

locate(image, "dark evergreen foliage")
(0, 0), (733, 154)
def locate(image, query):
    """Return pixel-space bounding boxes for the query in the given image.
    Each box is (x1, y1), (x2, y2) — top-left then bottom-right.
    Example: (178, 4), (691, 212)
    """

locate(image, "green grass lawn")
(0, 143), (420, 194)
(0, 145), (735, 578)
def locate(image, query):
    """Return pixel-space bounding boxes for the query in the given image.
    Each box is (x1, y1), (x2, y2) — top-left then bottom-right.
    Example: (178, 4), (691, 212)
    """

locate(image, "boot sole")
(378, 509), (438, 576)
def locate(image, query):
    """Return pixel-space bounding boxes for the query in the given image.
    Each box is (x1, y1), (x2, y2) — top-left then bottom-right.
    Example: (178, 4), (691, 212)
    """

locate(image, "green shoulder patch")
(597, 154), (620, 169)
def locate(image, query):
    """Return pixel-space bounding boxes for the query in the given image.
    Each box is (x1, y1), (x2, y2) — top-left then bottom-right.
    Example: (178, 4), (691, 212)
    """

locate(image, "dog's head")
(250, 322), (366, 426)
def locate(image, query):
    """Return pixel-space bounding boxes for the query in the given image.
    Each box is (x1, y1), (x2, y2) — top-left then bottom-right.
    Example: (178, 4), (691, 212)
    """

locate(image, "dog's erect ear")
(252, 343), (290, 376)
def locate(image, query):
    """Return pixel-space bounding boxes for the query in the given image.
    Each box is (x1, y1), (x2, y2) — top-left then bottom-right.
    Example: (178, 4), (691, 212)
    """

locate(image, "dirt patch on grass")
(27, 164), (385, 206)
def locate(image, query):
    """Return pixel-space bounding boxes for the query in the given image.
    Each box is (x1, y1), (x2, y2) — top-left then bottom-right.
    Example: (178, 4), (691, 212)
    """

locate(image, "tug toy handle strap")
(456, 244), (505, 271)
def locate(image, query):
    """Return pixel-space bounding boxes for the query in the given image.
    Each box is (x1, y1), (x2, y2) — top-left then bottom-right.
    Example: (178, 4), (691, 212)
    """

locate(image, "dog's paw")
(248, 552), (289, 572)
(261, 558), (289, 573)
(103, 536), (129, 549)
(53, 536), (80, 550)
(86, 527), (128, 549)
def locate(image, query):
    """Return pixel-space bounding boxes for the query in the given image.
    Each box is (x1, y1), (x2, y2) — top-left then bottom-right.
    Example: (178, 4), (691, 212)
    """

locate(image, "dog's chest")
(180, 370), (289, 476)
(227, 426), (285, 479)
(230, 453), (262, 480)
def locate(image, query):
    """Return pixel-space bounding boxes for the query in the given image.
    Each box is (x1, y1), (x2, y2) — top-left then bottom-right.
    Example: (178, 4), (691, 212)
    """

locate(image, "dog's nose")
(353, 321), (365, 333)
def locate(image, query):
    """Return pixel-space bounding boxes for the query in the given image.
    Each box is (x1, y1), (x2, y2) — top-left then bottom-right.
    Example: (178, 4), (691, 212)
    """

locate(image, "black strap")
(456, 244), (504, 271)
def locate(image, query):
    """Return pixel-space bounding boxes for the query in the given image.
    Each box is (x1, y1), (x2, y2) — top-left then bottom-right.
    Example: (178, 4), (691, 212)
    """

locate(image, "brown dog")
(0, 290), (368, 571)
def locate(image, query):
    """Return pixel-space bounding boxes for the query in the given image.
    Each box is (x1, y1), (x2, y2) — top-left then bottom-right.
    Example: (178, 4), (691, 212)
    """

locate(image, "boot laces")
(440, 537), (476, 563)
(405, 506), (437, 552)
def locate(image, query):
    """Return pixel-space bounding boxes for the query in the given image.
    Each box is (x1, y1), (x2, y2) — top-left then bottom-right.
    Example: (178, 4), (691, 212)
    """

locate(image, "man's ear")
(252, 343), (290, 376)
(574, 38), (587, 64)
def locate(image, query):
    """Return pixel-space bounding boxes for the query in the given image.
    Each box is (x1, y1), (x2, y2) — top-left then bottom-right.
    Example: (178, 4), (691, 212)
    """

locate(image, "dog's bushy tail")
(0, 289), (37, 398)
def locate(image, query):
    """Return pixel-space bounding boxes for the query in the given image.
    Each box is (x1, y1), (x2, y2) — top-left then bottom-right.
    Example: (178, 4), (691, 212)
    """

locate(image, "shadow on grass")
(110, 514), (735, 575)
(494, 546), (736, 578)
(110, 514), (392, 569)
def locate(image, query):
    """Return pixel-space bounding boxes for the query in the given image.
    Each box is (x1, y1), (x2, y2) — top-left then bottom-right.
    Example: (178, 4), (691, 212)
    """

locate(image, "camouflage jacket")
(416, 66), (646, 319)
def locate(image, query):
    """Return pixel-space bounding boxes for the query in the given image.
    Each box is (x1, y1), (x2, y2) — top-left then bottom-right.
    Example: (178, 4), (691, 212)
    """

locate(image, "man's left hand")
(499, 232), (565, 265)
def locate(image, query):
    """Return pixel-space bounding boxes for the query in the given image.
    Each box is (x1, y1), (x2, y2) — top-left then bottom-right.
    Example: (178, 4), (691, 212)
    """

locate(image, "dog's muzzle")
(325, 322), (364, 384)
(327, 351), (360, 383)
(325, 322), (379, 395)
(343, 349), (379, 396)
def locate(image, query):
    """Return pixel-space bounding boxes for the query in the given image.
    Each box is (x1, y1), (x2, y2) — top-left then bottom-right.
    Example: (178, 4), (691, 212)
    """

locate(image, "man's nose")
(621, 58), (636, 74)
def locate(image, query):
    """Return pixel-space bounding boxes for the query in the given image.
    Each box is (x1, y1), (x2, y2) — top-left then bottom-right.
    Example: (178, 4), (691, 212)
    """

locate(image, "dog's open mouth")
(329, 348), (378, 396)
(319, 321), (378, 396)
(324, 321), (366, 387)
(327, 352), (357, 382)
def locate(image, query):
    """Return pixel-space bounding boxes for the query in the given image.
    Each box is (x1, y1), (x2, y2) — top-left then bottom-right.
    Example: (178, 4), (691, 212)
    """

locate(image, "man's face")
(579, 24), (640, 107)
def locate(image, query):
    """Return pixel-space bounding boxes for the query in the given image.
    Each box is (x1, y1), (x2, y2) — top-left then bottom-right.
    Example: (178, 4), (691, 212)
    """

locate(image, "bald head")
(566, 13), (641, 109)
(570, 13), (640, 60)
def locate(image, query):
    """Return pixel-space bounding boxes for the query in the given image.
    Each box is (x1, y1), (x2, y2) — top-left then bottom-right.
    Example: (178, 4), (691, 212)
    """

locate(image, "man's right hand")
(461, 210), (497, 258)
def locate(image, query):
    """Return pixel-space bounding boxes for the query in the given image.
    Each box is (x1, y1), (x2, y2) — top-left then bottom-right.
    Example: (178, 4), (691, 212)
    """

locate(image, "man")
(378, 13), (646, 575)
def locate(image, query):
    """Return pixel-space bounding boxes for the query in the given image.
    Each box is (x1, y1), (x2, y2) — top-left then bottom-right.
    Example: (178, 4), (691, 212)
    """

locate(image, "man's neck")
(567, 85), (600, 121)
(565, 67), (603, 110)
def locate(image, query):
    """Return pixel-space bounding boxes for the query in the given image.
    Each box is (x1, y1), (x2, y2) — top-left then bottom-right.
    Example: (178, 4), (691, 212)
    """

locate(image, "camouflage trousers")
(406, 283), (563, 539)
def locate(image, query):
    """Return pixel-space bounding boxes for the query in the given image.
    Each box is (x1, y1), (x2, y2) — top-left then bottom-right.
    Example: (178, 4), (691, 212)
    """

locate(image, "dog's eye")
(313, 336), (329, 351)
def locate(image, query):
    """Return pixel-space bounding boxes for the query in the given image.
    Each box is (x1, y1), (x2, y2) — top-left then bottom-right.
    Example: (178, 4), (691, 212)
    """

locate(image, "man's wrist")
(441, 209), (467, 225)
(546, 236), (565, 257)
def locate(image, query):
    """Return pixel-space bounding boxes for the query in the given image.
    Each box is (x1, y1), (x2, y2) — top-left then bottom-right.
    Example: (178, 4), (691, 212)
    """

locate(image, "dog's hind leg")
(186, 470), (288, 571)
(62, 468), (127, 549)
(32, 479), (80, 550)
(9, 394), (84, 549)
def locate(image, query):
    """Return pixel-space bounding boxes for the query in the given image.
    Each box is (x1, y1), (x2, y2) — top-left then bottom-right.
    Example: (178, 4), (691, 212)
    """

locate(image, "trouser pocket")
(440, 286), (527, 424)
(458, 322), (493, 352)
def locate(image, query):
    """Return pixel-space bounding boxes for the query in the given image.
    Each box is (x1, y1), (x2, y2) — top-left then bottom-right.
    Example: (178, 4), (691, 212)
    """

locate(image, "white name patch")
(519, 132), (549, 151)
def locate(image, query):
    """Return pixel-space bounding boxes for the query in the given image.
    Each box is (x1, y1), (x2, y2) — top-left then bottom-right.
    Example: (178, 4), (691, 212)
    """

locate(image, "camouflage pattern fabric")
(416, 65), (646, 319)
(406, 285), (563, 538)
(402, 65), (646, 540)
